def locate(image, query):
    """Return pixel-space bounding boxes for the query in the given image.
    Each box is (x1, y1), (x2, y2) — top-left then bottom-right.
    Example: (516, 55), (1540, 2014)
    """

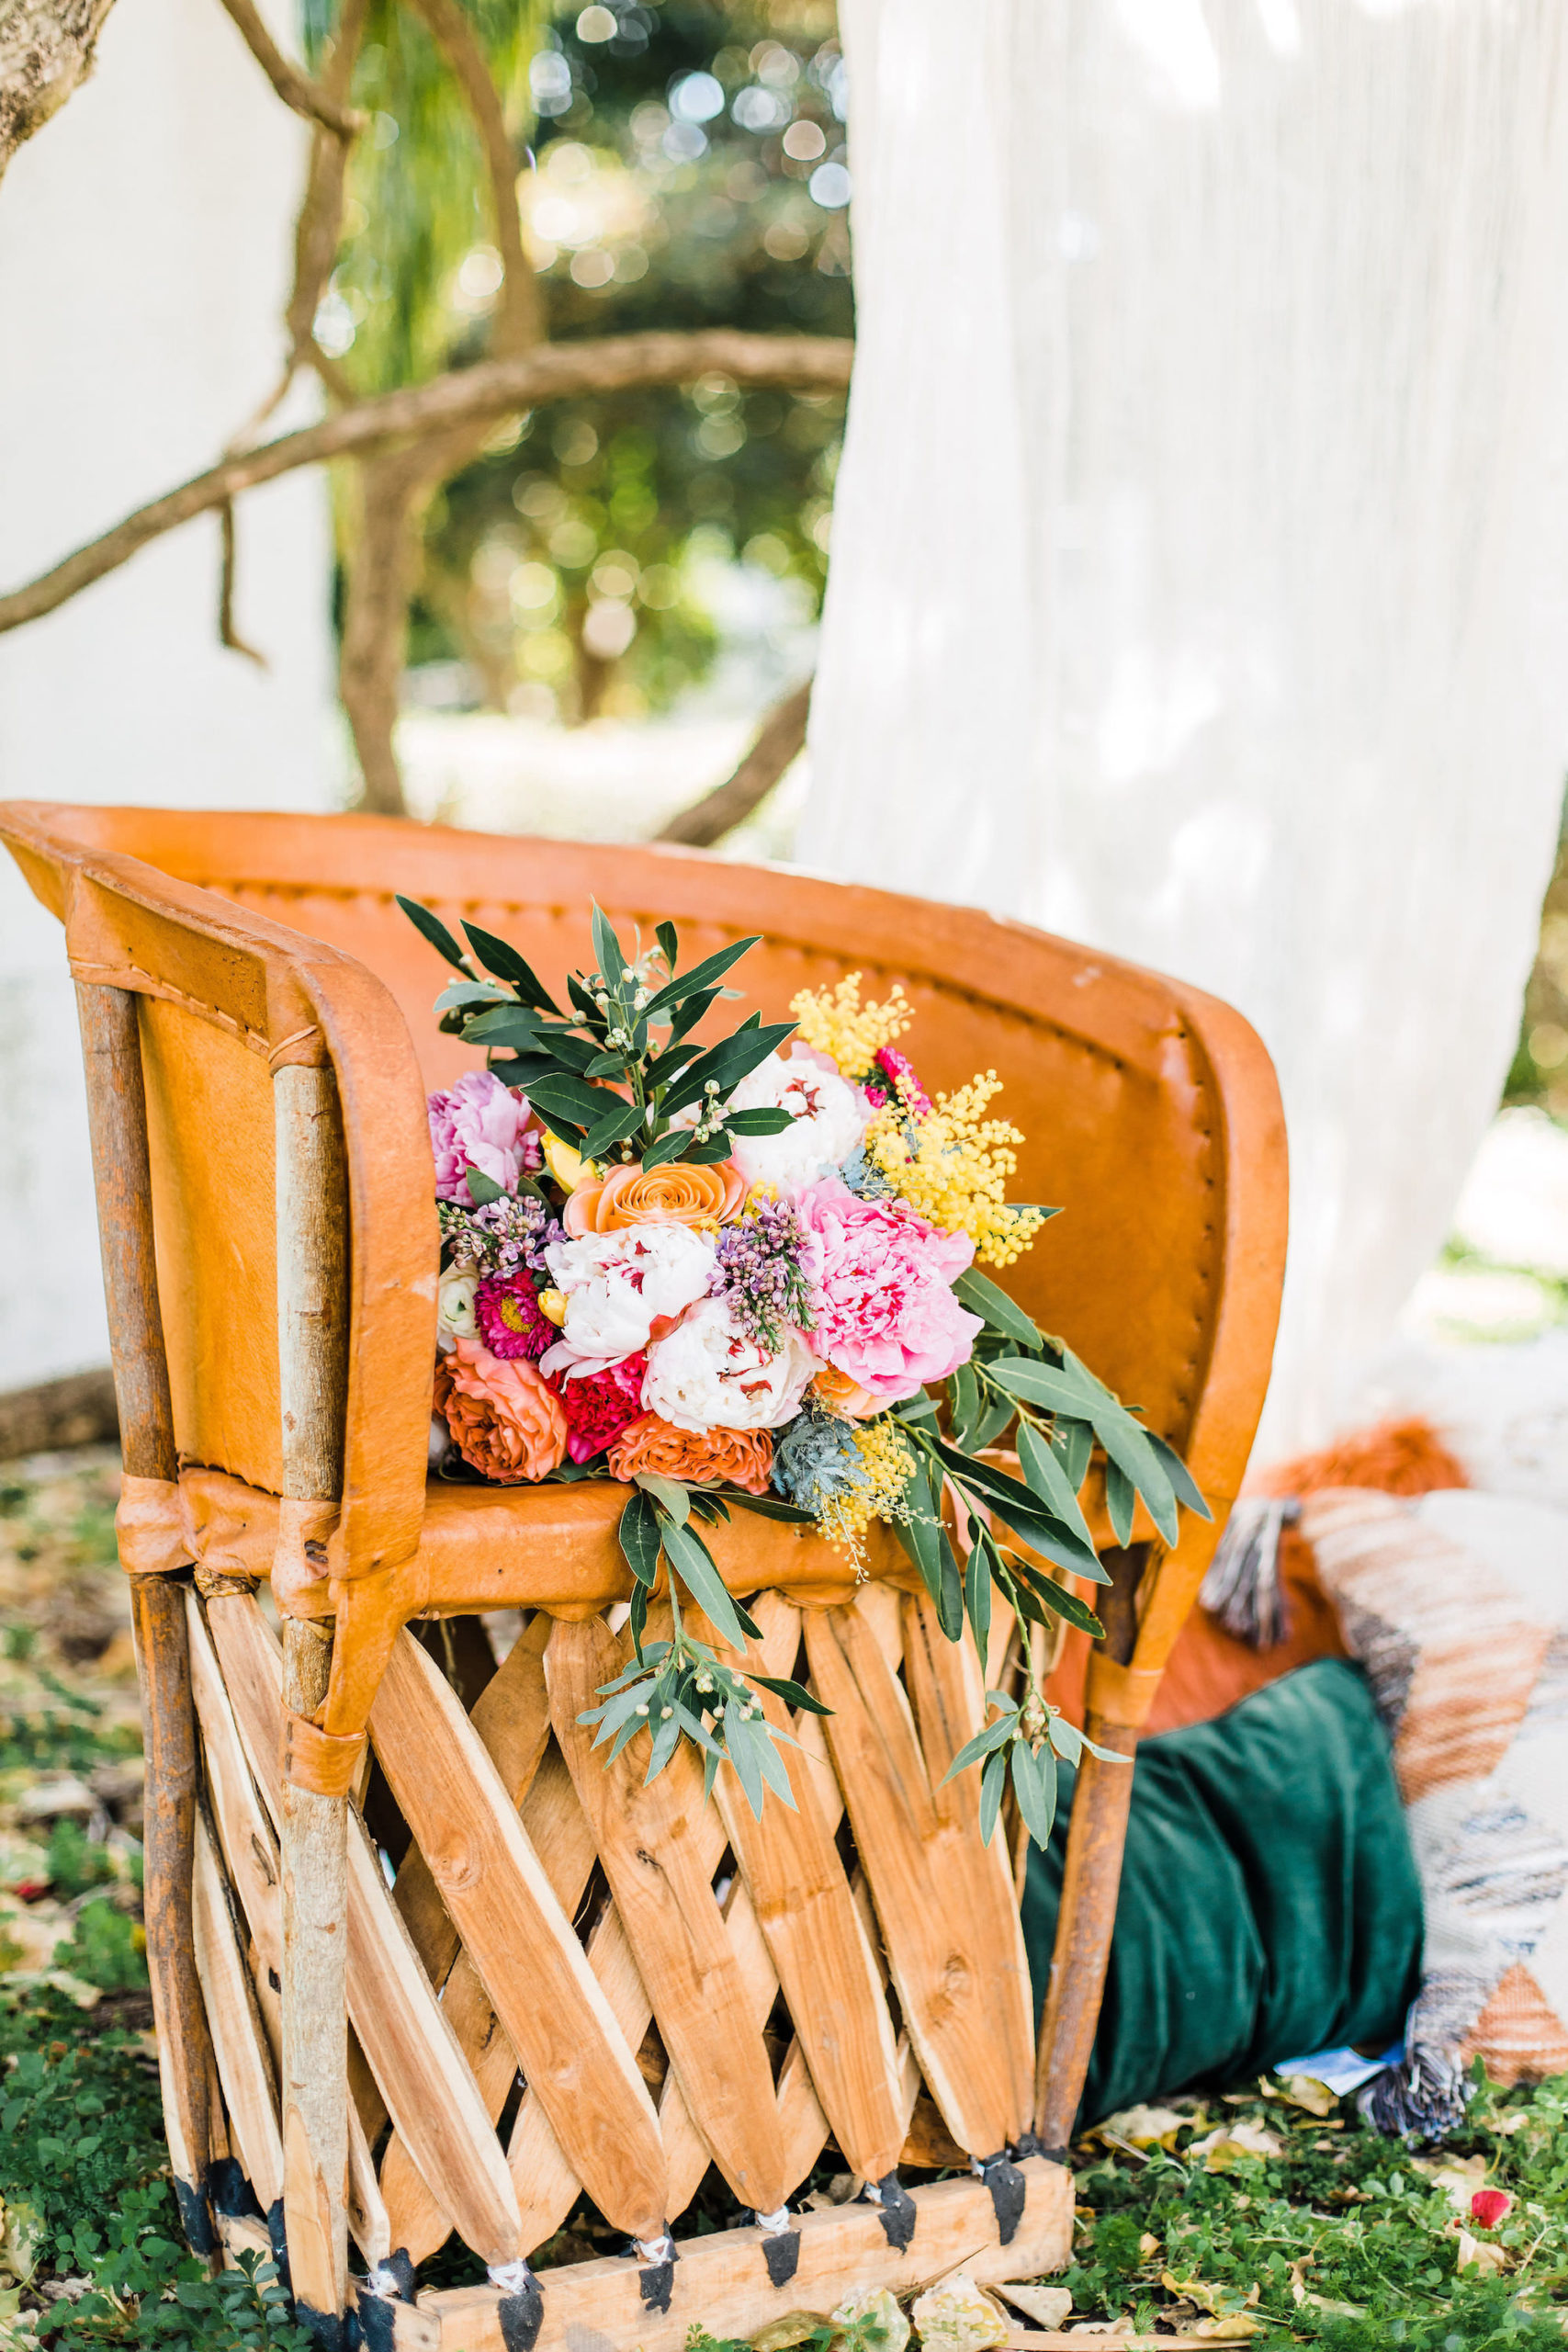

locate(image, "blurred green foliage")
(1506, 795), (1568, 1118)
(314, 0), (850, 719)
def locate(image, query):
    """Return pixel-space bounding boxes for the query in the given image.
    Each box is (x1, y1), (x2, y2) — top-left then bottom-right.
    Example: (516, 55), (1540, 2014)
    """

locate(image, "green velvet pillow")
(1021, 1658), (1424, 2127)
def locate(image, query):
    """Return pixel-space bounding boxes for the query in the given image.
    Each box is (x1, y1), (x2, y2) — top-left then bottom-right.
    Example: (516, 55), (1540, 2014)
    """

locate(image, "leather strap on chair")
(280, 1710), (367, 1797)
(1084, 1656), (1164, 1729)
(115, 1476), (188, 1577)
(273, 1495), (342, 1619)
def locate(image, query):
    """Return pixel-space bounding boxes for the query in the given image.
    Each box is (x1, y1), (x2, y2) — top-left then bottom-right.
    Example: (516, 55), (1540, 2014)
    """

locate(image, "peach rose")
(812, 1363), (882, 1419)
(435, 1339), (568, 1483)
(564, 1156), (747, 1236)
(607, 1412), (773, 1496)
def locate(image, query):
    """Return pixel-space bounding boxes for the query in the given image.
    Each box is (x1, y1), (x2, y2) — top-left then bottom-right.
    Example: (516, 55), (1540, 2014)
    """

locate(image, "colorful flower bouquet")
(401, 896), (1208, 1847)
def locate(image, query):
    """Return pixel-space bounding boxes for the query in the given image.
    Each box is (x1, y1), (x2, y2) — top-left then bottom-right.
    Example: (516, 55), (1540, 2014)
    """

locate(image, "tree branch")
(214, 0), (365, 139)
(657, 676), (813, 846)
(217, 499), (267, 664)
(0, 330), (853, 634)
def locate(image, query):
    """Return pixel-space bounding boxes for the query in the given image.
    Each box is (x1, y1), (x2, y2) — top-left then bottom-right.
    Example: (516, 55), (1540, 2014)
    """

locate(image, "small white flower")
(642, 1295), (818, 1432)
(726, 1045), (867, 1194)
(437, 1267), (479, 1348)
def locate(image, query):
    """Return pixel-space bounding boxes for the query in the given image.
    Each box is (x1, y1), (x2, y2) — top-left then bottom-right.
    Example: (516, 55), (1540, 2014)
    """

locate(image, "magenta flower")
(795, 1176), (982, 1405)
(867, 1045), (932, 1114)
(475, 1269), (554, 1361)
(428, 1070), (539, 1202)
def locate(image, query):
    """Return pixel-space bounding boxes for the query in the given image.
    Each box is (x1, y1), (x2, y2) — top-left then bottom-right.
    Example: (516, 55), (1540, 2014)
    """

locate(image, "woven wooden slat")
(900, 1590), (1034, 2138)
(804, 1590), (1032, 2157)
(773, 1695), (924, 2183)
(506, 1871), (657, 2247)
(715, 1593), (906, 2187)
(389, 1613), (555, 1984)
(381, 1740), (594, 2265)
(369, 1628), (669, 2243)
(192, 1806), (284, 2216)
(547, 1616), (788, 2216)
(204, 1594), (525, 2264)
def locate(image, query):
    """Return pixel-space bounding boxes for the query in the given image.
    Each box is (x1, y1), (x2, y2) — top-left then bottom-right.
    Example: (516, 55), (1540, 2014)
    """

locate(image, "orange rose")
(607, 1412), (773, 1496)
(564, 1156), (747, 1236)
(435, 1339), (568, 1483)
(812, 1363), (882, 1419)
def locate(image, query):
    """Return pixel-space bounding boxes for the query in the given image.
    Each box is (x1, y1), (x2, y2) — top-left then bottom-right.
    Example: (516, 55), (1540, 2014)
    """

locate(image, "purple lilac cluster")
(708, 1195), (815, 1351)
(438, 1192), (562, 1281)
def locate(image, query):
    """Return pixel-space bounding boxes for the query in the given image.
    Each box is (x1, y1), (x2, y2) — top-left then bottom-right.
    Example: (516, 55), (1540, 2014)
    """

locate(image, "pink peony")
(428, 1070), (540, 1202)
(547, 1351), (648, 1464)
(475, 1269), (554, 1361)
(795, 1176), (982, 1405)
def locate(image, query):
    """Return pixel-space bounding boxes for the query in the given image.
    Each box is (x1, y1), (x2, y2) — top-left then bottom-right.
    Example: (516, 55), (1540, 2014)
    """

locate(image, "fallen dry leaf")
(1187, 2120), (1285, 2172)
(1093, 2105), (1190, 2153)
(1450, 2221), (1508, 2276)
(1414, 2154), (1488, 2215)
(991, 2282), (1072, 2329)
(1273, 2073), (1337, 2117)
(1287, 2265), (1367, 2323)
(1159, 2274), (1259, 2319)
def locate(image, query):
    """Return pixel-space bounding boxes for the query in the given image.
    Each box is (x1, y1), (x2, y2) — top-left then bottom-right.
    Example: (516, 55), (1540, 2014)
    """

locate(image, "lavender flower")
(708, 1194), (815, 1351)
(439, 1193), (562, 1281)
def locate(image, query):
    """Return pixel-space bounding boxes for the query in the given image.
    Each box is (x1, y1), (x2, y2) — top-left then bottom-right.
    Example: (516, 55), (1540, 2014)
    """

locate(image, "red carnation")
(549, 1352), (648, 1464)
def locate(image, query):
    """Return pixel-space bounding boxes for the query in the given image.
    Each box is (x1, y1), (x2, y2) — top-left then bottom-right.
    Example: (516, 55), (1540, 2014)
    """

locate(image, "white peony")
(437, 1268), (479, 1349)
(539, 1223), (716, 1372)
(642, 1295), (818, 1433)
(726, 1044), (868, 1194)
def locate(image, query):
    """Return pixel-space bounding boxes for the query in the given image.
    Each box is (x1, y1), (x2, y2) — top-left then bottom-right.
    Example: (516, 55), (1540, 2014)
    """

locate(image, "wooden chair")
(0, 801), (1286, 2352)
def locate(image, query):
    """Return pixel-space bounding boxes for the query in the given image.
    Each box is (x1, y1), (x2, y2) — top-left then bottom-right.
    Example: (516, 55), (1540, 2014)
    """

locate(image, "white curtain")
(800, 0), (1568, 1459)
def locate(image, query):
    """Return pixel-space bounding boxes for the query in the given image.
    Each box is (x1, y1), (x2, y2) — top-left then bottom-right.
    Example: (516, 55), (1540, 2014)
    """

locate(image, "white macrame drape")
(799, 0), (1568, 1460)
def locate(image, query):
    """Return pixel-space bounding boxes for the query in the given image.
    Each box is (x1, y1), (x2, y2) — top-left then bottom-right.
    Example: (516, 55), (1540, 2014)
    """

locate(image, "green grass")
(1050, 2078), (1568, 2346)
(0, 1983), (310, 2350)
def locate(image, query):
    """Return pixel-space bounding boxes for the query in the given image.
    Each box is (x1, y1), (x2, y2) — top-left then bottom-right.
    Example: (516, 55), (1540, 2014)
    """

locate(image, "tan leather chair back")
(2, 801), (1285, 1592)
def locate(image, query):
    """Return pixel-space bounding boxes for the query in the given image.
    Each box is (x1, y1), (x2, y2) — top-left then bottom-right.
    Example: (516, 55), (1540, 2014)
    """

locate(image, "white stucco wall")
(0, 0), (334, 1390)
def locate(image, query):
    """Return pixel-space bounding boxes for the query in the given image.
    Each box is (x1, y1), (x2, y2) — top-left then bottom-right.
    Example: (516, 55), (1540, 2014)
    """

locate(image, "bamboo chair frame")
(1, 802), (1286, 2352)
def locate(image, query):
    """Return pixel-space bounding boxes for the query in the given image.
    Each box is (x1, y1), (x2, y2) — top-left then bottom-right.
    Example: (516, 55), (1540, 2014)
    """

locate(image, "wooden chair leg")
(275, 1064), (352, 2343)
(1032, 1719), (1139, 2152)
(75, 981), (218, 2256)
(1032, 1544), (1145, 2154)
